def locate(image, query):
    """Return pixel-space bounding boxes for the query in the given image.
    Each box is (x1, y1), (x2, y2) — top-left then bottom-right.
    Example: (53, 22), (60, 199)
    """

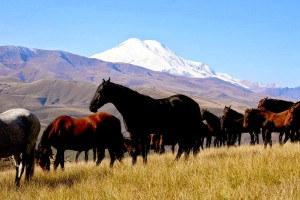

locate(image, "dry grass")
(1, 144), (299, 200)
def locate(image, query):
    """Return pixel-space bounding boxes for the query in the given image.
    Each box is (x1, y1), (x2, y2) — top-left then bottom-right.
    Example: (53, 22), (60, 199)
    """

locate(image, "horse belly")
(0, 129), (25, 158)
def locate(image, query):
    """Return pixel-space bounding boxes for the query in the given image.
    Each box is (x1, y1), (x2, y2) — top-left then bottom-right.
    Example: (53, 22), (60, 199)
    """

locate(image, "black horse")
(89, 78), (203, 164)
(201, 109), (225, 147)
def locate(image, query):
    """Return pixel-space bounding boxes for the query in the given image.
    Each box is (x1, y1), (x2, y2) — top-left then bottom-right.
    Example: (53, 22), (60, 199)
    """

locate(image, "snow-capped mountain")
(91, 38), (248, 88)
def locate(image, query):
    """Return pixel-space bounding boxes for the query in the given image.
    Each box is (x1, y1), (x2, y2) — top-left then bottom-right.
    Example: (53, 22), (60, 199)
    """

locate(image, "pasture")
(1, 143), (299, 199)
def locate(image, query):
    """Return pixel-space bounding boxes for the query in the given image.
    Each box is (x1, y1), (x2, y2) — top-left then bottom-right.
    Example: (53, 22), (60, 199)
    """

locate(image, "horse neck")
(109, 84), (155, 117)
(39, 123), (53, 149)
(203, 111), (219, 126)
(229, 109), (243, 120)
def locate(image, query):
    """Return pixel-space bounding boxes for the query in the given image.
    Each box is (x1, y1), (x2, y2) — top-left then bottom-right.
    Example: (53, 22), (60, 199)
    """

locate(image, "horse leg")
(108, 148), (116, 168)
(262, 129), (268, 148)
(249, 132), (254, 145)
(13, 153), (25, 187)
(199, 138), (204, 150)
(141, 144), (148, 165)
(283, 130), (291, 144)
(193, 140), (201, 156)
(93, 148), (97, 162)
(296, 130), (300, 143)
(96, 148), (105, 166)
(265, 130), (272, 148)
(25, 146), (35, 181)
(279, 132), (283, 145)
(256, 131), (260, 144)
(84, 150), (89, 163)
(206, 136), (211, 148)
(75, 151), (81, 163)
(262, 129), (266, 147)
(175, 144), (184, 161)
(53, 150), (62, 170)
(60, 151), (65, 170)
(159, 135), (165, 154)
(184, 145), (191, 160)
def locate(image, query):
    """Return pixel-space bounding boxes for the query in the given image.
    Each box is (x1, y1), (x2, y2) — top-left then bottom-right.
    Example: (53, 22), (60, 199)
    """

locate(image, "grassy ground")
(1, 143), (299, 200)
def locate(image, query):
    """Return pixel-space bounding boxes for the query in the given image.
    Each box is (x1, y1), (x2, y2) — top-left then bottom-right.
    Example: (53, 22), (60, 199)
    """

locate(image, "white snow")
(91, 38), (249, 88)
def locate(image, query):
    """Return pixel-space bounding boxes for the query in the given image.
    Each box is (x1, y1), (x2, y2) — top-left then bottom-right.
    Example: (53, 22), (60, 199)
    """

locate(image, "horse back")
(0, 108), (40, 157)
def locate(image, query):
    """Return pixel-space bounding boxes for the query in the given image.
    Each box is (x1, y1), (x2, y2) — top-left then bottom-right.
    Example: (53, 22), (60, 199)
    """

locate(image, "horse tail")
(113, 117), (124, 160)
(23, 112), (40, 181)
(25, 144), (36, 181)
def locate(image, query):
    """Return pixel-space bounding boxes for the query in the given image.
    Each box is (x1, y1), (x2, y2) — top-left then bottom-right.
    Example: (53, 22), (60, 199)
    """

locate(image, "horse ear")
(229, 105), (231, 108)
(102, 79), (106, 83)
(107, 77), (110, 83)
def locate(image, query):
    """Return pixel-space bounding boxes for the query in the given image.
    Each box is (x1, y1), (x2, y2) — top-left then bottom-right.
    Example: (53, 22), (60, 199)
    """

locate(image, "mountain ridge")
(0, 44), (299, 101)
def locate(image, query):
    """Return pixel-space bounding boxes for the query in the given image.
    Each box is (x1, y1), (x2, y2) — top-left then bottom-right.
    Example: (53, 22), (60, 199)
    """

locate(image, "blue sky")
(1, 0), (299, 87)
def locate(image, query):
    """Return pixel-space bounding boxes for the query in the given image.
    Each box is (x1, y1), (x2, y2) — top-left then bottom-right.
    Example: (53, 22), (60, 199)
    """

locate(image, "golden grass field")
(1, 143), (299, 200)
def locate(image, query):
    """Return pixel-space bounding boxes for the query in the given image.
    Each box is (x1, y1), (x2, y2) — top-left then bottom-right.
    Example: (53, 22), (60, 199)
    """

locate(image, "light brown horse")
(37, 112), (124, 170)
(243, 108), (290, 148)
(257, 97), (294, 143)
(284, 101), (300, 142)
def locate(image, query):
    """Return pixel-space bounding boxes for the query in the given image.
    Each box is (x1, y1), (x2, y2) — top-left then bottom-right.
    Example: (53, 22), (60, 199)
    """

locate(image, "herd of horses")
(1, 78), (300, 187)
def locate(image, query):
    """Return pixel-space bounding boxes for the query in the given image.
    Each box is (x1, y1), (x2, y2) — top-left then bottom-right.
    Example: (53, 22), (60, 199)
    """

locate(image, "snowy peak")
(91, 38), (216, 77)
(91, 38), (248, 88)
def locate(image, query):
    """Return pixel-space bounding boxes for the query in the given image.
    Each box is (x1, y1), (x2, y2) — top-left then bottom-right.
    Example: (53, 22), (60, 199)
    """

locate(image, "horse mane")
(202, 109), (219, 121)
(39, 122), (54, 148)
(224, 106), (243, 119)
(258, 97), (294, 110)
(109, 81), (154, 102)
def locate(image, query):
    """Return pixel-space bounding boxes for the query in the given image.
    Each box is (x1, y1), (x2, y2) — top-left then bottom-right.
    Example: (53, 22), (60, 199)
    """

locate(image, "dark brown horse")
(257, 97), (294, 112)
(243, 108), (290, 148)
(257, 97), (294, 143)
(284, 101), (300, 142)
(201, 109), (225, 147)
(89, 78), (203, 164)
(37, 112), (124, 170)
(222, 106), (259, 145)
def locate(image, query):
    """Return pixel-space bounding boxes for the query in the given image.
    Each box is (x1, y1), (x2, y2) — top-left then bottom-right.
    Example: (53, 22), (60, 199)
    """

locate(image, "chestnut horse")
(37, 112), (124, 170)
(0, 108), (40, 187)
(89, 78), (203, 164)
(257, 97), (294, 143)
(284, 101), (300, 142)
(243, 108), (290, 148)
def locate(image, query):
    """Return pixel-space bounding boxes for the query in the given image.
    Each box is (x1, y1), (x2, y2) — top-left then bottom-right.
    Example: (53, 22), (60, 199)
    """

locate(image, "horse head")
(223, 105), (232, 118)
(284, 102), (300, 127)
(220, 115), (227, 131)
(36, 144), (52, 171)
(201, 108), (208, 118)
(89, 78), (111, 113)
(243, 108), (253, 129)
(257, 97), (268, 108)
